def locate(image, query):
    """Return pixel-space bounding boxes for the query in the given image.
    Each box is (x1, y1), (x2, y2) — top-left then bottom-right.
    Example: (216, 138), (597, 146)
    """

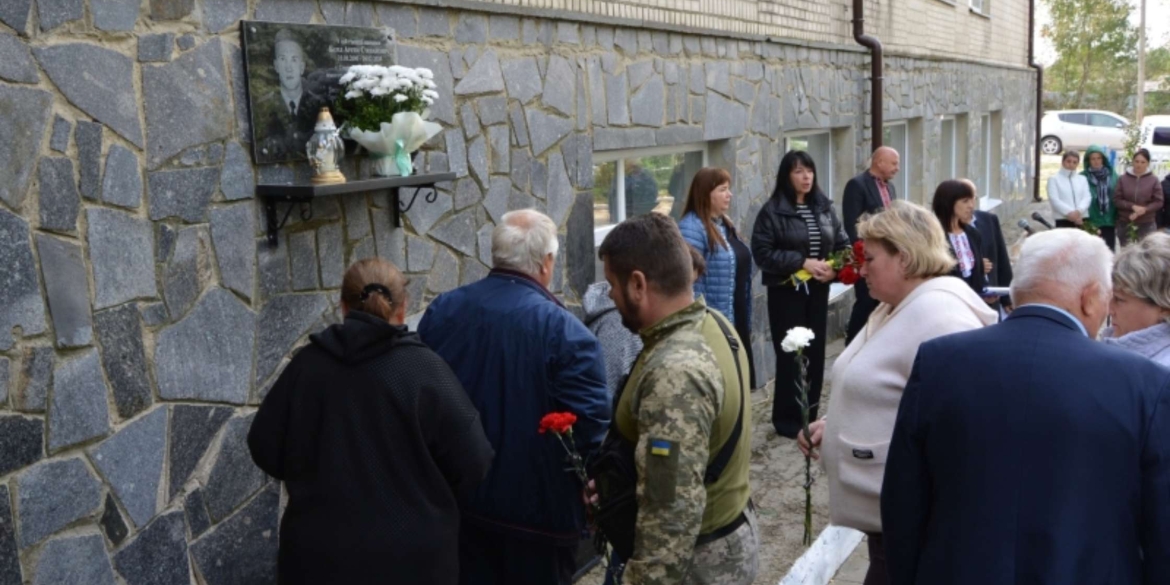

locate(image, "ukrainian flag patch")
(650, 439), (672, 457)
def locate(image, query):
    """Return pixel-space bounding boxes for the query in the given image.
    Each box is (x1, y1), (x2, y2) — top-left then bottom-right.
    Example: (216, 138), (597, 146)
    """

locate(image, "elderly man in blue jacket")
(881, 228), (1170, 585)
(419, 208), (610, 585)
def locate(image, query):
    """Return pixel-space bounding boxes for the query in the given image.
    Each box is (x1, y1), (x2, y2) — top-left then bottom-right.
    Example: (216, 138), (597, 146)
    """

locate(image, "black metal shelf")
(256, 173), (456, 246)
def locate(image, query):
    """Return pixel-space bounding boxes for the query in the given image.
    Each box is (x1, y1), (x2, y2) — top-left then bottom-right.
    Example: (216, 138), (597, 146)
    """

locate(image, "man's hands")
(796, 419), (826, 460)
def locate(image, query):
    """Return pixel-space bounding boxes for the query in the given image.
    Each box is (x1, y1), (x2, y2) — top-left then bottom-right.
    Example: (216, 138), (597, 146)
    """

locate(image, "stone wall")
(0, 0), (1034, 582)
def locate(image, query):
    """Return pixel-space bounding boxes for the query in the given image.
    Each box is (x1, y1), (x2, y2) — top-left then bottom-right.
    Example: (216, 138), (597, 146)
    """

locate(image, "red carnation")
(852, 240), (865, 265)
(838, 265), (859, 285)
(538, 412), (578, 435)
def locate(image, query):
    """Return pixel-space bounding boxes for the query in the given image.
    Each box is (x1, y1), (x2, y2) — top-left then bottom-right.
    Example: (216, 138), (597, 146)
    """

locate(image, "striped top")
(796, 204), (822, 259)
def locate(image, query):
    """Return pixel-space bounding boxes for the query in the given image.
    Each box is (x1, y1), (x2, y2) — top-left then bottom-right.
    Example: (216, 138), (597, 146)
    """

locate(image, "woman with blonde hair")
(678, 166), (756, 384)
(249, 258), (494, 585)
(798, 201), (997, 585)
(1102, 232), (1170, 367)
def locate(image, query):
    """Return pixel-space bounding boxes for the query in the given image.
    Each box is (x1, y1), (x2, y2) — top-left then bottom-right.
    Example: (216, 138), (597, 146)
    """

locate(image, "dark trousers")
(1099, 226), (1116, 251)
(458, 522), (577, 585)
(768, 282), (829, 439)
(865, 533), (889, 585)
(845, 278), (877, 345)
(1054, 219), (1077, 229)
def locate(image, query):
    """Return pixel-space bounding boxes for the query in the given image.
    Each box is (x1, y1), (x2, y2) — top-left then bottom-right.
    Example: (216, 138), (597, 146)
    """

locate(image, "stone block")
(484, 177), (510, 225)
(112, 511), (189, 585)
(35, 45), (142, 147)
(614, 29), (637, 55)
(148, 167), (218, 222)
(93, 305), (152, 421)
(316, 223), (344, 288)
(36, 158), (79, 235)
(455, 13), (487, 44)
(454, 50), (503, 96)
(143, 40), (231, 167)
(567, 192), (594, 298)
(37, 0), (81, 31)
(586, 57), (606, 129)
(289, 231), (319, 291)
(656, 125), (704, 147)
(17, 458), (102, 547)
(488, 125), (509, 174)
(211, 204), (255, 301)
(0, 211), (46, 350)
(370, 209), (404, 269)
(0, 415), (42, 477)
(169, 405), (231, 497)
(0, 86), (52, 208)
(227, 45), (250, 144)
(35, 235), (92, 347)
(137, 33), (173, 63)
(150, 0), (192, 20)
(501, 57), (541, 104)
(255, 294), (329, 386)
(631, 75), (665, 127)
(461, 259), (489, 286)
(75, 121), (103, 201)
(184, 489), (211, 538)
(48, 116), (70, 152)
(734, 79), (756, 105)
(430, 209), (477, 258)
(377, 4), (415, 37)
(155, 288), (255, 404)
(89, 407), (166, 528)
(403, 189), (452, 237)
(254, 0), (313, 22)
(319, 0), (343, 23)
(705, 61), (731, 97)
(510, 148), (532, 194)
(476, 95), (507, 127)
(461, 103), (481, 139)
(15, 348), (51, 412)
(605, 71), (629, 126)
(342, 194), (371, 241)
(220, 142), (255, 201)
(428, 249), (459, 294)
(461, 132), (487, 185)
(0, 357), (6, 405)
(176, 34), (195, 51)
(704, 93), (747, 141)
(546, 153), (573, 226)
(31, 534), (114, 585)
(98, 493), (128, 547)
(453, 178), (483, 212)
(396, 46), (455, 125)
(0, 0), (30, 34)
(0, 486), (17, 584)
(526, 108), (573, 157)
(594, 128), (655, 151)
(531, 158), (548, 200)
(543, 55), (575, 117)
(204, 414), (267, 521)
(93, 0), (139, 31)
(163, 226), (211, 319)
(48, 349), (110, 453)
(508, 102), (529, 148)
(557, 22), (579, 44)
(406, 235), (434, 272)
(191, 483), (279, 585)
(345, 2), (373, 26)
(418, 6), (448, 36)
(489, 14), (519, 41)
(477, 224), (494, 268)
(100, 145), (143, 210)
(628, 60), (654, 91)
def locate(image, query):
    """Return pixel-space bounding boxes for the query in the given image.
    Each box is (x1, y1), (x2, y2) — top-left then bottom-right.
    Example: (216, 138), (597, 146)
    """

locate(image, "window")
(592, 144), (707, 247)
(969, 0), (986, 13)
(1058, 112), (1088, 125)
(883, 123), (910, 200)
(783, 131), (834, 198)
(1091, 113), (1124, 129)
(940, 117), (957, 180)
(978, 114), (992, 201)
(1154, 127), (1170, 146)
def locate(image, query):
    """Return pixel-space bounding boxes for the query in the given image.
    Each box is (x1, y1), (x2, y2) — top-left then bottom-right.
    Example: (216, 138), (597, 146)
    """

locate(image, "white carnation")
(393, 94), (409, 103)
(344, 90), (362, 100)
(417, 68), (434, 79)
(780, 327), (815, 353)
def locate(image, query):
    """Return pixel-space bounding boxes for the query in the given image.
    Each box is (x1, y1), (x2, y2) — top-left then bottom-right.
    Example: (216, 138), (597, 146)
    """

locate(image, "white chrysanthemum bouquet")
(334, 65), (442, 177)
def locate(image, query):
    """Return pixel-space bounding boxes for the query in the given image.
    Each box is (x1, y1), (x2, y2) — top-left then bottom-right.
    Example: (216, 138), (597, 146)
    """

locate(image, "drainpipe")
(852, 0), (883, 151)
(1028, 0), (1043, 202)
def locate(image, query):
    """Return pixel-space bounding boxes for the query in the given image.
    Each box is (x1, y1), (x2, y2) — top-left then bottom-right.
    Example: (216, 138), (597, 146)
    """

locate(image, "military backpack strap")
(703, 310), (746, 486)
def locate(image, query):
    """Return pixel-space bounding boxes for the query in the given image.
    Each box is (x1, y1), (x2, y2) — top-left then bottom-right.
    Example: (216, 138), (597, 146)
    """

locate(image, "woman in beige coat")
(798, 201), (997, 585)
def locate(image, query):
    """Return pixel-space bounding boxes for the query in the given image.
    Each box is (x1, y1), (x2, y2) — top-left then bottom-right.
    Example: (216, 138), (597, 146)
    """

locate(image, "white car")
(1138, 115), (1170, 167)
(1040, 110), (1129, 155)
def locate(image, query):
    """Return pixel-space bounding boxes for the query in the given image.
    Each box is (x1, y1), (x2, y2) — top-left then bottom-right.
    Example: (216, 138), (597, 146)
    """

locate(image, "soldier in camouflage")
(598, 213), (758, 585)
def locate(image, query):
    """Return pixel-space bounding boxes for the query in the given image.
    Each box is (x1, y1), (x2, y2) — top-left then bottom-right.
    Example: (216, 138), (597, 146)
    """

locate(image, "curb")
(778, 526), (865, 585)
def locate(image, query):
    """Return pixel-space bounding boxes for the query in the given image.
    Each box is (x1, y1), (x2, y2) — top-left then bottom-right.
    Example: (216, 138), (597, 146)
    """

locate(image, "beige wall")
(435, 0), (1030, 67)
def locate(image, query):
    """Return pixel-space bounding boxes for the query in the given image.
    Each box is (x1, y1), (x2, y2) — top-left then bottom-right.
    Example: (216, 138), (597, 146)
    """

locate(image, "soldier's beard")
(617, 286), (643, 334)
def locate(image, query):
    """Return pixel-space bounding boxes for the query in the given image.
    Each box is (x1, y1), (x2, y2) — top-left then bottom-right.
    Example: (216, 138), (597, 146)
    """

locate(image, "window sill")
(979, 197), (1003, 212)
(969, 7), (991, 19)
(934, 0), (958, 5)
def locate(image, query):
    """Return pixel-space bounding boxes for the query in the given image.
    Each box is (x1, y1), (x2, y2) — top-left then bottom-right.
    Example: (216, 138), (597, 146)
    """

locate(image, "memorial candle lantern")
(307, 107), (346, 185)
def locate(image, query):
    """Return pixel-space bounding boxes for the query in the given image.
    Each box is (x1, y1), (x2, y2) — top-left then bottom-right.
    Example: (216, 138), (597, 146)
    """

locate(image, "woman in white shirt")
(797, 201), (997, 585)
(1047, 150), (1092, 228)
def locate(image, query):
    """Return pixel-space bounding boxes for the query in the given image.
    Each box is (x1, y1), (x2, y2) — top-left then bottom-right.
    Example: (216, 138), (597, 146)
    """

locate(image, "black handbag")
(587, 311), (747, 560)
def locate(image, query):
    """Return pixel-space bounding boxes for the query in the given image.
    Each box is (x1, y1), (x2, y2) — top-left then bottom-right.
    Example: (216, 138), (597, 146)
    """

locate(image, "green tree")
(1042, 0), (1136, 112)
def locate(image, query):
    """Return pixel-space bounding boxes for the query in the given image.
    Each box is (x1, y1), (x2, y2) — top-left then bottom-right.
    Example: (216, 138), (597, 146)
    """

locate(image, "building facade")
(0, 0), (1034, 582)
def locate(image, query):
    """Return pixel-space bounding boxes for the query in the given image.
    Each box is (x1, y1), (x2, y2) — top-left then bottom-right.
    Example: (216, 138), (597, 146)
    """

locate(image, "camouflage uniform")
(617, 300), (757, 585)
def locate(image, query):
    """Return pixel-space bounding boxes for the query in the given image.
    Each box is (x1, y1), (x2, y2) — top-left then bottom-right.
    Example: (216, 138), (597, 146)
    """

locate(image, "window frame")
(592, 142), (709, 247)
(782, 130), (835, 200)
(883, 122), (911, 201)
(968, 0), (988, 15)
(979, 113), (992, 203)
(940, 116), (957, 181)
(1059, 112), (1089, 125)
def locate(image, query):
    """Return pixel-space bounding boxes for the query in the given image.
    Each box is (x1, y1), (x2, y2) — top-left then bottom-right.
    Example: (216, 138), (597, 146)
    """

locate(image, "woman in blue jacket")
(678, 166), (756, 386)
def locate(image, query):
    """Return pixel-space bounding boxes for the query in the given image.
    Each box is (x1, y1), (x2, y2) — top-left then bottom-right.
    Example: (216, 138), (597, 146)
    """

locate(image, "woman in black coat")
(752, 150), (850, 439)
(931, 180), (986, 296)
(248, 258), (494, 585)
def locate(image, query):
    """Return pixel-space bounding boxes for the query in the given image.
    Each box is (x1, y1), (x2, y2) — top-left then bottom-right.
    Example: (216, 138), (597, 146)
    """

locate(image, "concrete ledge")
(779, 526), (866, 585)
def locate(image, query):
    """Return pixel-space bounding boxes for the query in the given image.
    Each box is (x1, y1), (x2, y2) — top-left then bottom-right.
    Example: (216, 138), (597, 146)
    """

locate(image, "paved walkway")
(827, 536), (869, 584)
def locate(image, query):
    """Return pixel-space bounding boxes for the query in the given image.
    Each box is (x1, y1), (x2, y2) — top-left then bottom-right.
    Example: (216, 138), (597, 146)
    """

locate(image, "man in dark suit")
(843, 146), (899, 343)
(881, 228), (1170, 585)
(257, 28), (325, 162)
(971, 209), (1013, 312)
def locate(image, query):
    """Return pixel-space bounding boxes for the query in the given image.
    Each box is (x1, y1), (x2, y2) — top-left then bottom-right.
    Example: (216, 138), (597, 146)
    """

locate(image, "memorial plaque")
(242, 21), (395, 165)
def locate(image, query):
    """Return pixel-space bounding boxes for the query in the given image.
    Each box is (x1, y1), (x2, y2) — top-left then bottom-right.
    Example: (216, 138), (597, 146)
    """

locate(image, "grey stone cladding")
(0, 0), (1036, 581)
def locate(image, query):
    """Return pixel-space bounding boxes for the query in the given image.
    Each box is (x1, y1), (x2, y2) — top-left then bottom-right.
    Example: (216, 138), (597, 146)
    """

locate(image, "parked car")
(1040, 110), (1129, 155)
(1138, 115), (1170, 166)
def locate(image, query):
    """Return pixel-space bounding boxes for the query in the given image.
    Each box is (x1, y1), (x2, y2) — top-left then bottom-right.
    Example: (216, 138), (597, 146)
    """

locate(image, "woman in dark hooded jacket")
(248, 258), (494, 585)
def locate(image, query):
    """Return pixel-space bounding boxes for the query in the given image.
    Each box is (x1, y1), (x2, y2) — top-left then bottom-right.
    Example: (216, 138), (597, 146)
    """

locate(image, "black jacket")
(1160, 173), (1170, 228)
(973, 210), (1013, 307)
(946, 224), (986, 296)
(842, 171), (896, 241)
(248, 311), (494, 585)
(751, 191), (850, 287)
